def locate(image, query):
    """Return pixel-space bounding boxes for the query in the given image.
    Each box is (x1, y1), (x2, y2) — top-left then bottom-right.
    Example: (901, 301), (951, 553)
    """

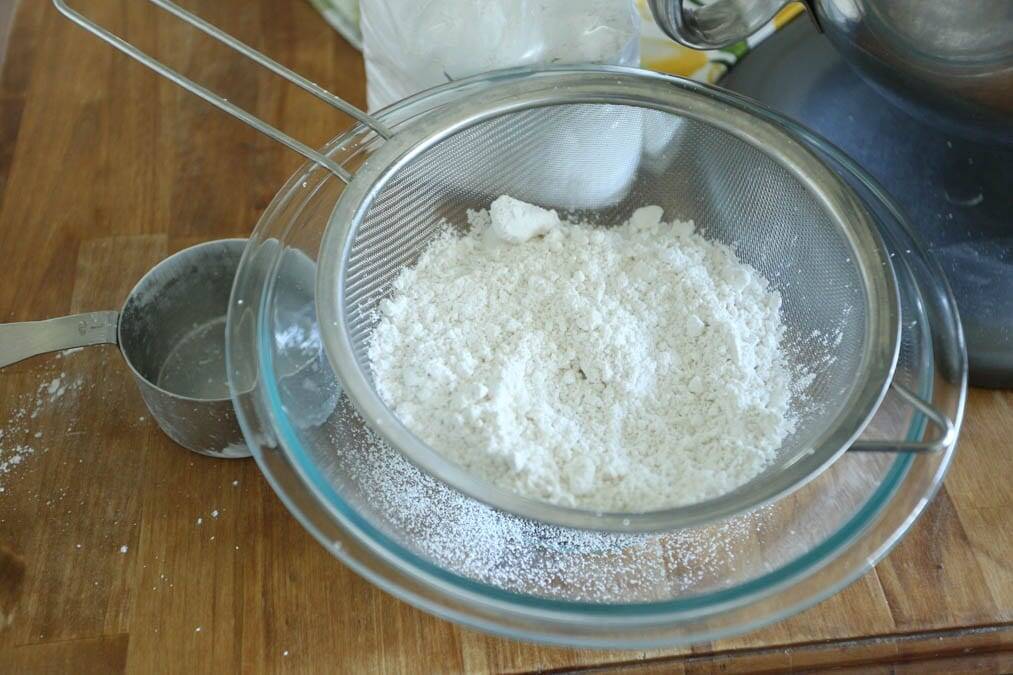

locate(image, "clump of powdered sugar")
(368, 196), (797, 511)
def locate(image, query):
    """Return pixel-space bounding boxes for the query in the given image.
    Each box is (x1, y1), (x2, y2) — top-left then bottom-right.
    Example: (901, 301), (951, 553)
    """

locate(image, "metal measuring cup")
(0, 239), (250, 458)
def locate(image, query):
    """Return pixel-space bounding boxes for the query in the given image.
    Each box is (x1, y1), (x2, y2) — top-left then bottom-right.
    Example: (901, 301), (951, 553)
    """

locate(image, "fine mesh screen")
(341, 102), (869, 492)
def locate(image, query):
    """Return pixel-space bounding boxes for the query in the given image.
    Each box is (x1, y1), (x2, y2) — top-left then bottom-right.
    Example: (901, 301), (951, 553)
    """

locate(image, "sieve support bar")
(849, 381), (957, 454)
(51, 0), (388, 183)
(147, 0), (390, 139)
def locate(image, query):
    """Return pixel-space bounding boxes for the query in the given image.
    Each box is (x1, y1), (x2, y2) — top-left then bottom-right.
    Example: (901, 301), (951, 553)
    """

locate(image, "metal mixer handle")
(849, 381), (957, 454)
(52, 0), (392, 183)
(648, 0), (818, 50)
(0, 311), (119, 369)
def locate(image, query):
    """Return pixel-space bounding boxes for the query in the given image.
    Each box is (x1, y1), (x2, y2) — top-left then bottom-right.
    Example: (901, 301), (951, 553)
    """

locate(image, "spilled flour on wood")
(0, 353), (86, 493)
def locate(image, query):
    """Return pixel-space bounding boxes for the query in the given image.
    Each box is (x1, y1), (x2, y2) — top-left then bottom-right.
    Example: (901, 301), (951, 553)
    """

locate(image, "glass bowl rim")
(226, 65), (966, 647)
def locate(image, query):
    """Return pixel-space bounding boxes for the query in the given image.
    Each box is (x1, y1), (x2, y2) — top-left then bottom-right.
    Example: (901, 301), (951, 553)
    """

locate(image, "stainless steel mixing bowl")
(649, 0), (1013, 140)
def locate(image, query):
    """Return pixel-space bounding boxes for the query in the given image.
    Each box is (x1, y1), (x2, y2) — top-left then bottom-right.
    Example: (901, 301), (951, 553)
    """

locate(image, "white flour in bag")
(369, 196), (795, 511)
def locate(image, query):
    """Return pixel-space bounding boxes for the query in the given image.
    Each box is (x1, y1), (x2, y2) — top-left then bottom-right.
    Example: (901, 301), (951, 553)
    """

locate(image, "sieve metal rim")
(316, 67), (902, 532)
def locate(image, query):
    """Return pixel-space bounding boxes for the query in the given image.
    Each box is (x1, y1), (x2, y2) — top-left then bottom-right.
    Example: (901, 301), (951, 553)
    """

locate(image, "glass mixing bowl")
(227, 68), (966, 648)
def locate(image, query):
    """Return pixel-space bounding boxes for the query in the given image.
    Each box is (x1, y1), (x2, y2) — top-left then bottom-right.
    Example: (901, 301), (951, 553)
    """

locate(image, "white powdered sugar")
(369, 196), (795, 512)
(334, 417), (774, 601)
(1, 366), (86, 493)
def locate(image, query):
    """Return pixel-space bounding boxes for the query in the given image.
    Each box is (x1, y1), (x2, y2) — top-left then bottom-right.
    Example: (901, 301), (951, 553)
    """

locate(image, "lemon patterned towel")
(309, 0), (804, 82)
(637, 0), (804, 82)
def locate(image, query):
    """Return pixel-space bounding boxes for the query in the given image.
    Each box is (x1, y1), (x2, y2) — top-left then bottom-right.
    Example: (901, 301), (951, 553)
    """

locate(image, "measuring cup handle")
(0, 311), (118, 368)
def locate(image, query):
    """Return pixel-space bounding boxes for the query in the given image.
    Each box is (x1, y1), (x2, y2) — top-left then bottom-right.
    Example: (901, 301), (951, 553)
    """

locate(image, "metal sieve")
(56, 0), (956, 532)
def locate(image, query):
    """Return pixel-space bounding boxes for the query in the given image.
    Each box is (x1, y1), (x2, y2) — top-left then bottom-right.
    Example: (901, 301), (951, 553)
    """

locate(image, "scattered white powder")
(46, 378), (61, 396)
(0, 446), (32, 481)
(369, 196), (795, 511)
(332, 411), (773, 601)
(0, 368), (85, 492)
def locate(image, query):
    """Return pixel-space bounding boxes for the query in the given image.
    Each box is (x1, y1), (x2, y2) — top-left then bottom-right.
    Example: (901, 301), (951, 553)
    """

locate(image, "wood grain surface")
(0, 0), (1010, 672)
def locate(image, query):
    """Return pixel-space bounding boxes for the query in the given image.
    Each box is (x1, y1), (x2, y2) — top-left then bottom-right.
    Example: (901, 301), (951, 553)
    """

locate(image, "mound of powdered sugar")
(368, 196), (795, 511)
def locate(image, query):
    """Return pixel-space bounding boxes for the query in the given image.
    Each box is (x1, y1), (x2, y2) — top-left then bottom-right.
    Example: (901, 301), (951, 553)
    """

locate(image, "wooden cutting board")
(0, 0), (1009, 671)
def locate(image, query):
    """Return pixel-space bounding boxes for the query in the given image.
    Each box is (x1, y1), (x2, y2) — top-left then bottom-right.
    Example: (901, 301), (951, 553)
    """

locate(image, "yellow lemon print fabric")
(637, 0), (805, 82)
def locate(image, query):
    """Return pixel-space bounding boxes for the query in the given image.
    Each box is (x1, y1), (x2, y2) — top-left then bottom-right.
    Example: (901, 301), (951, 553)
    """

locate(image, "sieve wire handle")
(52, 0), (392, 183)
(849, 381), (957, 454)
